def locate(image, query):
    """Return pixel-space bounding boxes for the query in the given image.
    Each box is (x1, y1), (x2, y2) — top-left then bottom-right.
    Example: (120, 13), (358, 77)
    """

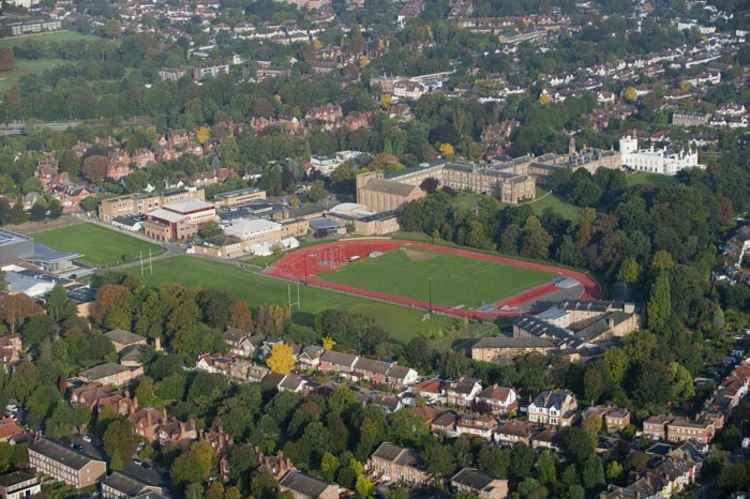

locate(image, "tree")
(185, 483), (204, 499)
(478, 446), (510, 479)
(322, 336), (336, 350)
(669, 362), (695, 402)
(651, 250), (674, 272)
(583, 365), (607, 405)
(536, 450), (557, 486)
(198, 221), (222, 240)
(606, 461), (623, 481)
(321, 452), (340, 481)
(93, 284), (132, 325)
(21, 315), (56, 353)
(46, 402), (76, 439)
(623, 87), (638, 102)
(255, 305), (289, 335)
(103, 419), (137, 470)
(355, 475), (375, 498)
(82, 155), (108, 183)
(562, 427), (594, 464)
(80, 196), (99, 213)
(439, 143), (455, 158)
(581, 455), (605, 490)
(647, 272), (671, 331)
(422, 442), (455, 480)
(617, 257), (640, 283)
(47, 285), (75, 323)
(0, 294), (44, 335)
(0, 48), (14, 72)
(135, 377), (157, 407)
(196, 127), (210, 145)
(267, 342), (296, 374)
(510, 444), (535, 480)
(229, 300), (252, 330)
(632, 360), (673, 408)
(207, 481), (224, 499)
(520, 216), (552, 259)
(171, 440), (215, 485)
(419, 177), (439, 193)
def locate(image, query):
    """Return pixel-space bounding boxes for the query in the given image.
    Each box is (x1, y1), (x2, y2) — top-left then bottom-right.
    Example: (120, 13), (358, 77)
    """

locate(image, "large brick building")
(368, 442), (429, 486)
(144, 200), (216, 242)
(29, 439), (107, 489)
(98, 189), (206, 222)
(356, 159), (535, 213)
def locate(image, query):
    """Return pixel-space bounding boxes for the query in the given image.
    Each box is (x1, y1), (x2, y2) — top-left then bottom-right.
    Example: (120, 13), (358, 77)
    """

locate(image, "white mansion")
(619, 135), (702, 176)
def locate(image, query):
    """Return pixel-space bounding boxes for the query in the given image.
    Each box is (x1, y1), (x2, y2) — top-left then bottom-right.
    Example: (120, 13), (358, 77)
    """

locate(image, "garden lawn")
(451, 188), (582, 221)
(133, 256), (457, 342)
(625, 172), (678, 187)
(34, 223), (163, 267)
(0, 58), (65, 92)
(318, 247), (554, 307)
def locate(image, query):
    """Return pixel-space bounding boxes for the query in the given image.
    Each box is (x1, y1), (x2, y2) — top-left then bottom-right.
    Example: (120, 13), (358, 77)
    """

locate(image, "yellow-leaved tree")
(439, 143), (455, 158)
(322, 337), (336, 350)
(538, 93), (552, 106)
(267, 342), (296, 374)
(623, 87), (638, 103)
(196, 127), (210, 145)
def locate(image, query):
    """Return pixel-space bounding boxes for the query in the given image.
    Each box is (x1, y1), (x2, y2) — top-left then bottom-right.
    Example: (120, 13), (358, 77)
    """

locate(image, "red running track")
(266, 239), (600, 320)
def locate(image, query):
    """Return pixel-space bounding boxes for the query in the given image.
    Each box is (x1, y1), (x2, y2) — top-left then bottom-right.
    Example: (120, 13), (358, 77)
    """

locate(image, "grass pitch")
(133, 256), (458, 341)
(34, 223), (163, 267)
(318, 247), (554, 308)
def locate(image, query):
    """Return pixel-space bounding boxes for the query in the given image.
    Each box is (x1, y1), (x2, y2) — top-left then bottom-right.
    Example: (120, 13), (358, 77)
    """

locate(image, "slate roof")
(320, 350), (358, 367)
(451, 467), (494, 491)
(279, 470), (331, 498)
(363, 178), (418, 197)
(385, 365), (413, 380)
(79, 362), (129, 381)
(30, 438), (103, 469)
(353, 357), (391, 375)
(102, 472), (151, 496)
(531, 389), (574, 410)
(514, 317), (574, 345)
(105, 329), (147, 346)
(0, 471), (36, 487)
(476, 384), (514, 402)
(472, 335), (555, 349)
(371, 441), (425, 468)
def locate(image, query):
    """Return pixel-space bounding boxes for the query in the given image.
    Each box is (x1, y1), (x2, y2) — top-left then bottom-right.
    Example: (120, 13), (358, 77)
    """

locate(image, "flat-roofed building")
(99, 190), (206, 223)
(0, 471), (41, 499)
(29, 438), (107, 489)
(161, 200), (216, 226)
(213, 188), (267, 208)
(0, 230), (34, 265)
(144, 209), (195, 242)
(223, 218), (282, 245)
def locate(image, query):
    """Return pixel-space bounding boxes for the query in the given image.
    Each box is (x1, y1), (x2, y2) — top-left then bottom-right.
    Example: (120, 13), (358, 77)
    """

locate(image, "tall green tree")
(647, 272), (671, 331)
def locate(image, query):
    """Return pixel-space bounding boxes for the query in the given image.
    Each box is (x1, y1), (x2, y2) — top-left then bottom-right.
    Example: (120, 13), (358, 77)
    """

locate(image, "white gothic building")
(619, 135), (701, 176)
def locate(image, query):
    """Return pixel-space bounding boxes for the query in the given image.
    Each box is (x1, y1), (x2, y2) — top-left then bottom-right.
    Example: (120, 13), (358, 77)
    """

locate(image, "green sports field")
(318, 247), (553, 307)
(131, 256), (457, 341)
(34, 223), (164, 267)
(0, 30), (100, 49)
